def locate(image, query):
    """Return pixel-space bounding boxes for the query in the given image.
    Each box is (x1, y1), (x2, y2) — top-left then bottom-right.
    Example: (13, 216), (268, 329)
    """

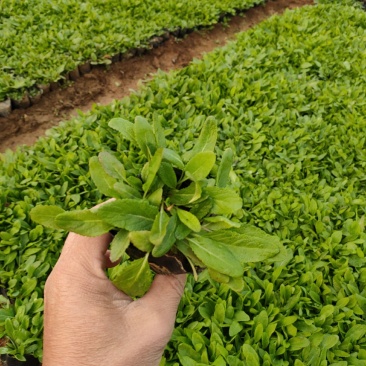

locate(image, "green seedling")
(31, 116), (286, 296)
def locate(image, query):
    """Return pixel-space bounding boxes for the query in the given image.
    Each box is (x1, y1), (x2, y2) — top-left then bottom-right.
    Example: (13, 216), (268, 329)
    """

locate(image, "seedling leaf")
(108, 118), (135, 143)
(134, 116), (157, 158)
(153, 117), (166, 148)
(142, 148), (163, 195)
(170, 181), (202, 205)
(93, 199), (158, 231)
(162, 148), (185, 170)
(150, 206), (170, 246)
(152, 215), (177, 257)
(129, 231), (154, 252)
(216, 148), (233, 188)
(176, 208), (201, 232)
(89, 156), (119, 198)
(110, 229), (130, 262)
(204, 186), (242, 215)
(183, 119), (217, 161)
(188, 235), (243, 277)
(158, 162), (177, 189)
(201, 226), (281, 263)
(147, 188), (163, 206)
(98, 151), (126, 182)
(55, 210), (113, 237)
(185, 151), (216, 181)
(30, 205), (65, 230)
(113, 182), (142, 199)
(112, 254), (153, 297)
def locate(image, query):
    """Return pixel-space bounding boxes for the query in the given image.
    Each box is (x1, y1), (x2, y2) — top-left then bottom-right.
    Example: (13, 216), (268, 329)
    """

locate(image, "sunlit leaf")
(111, 255), (153, 297)
(30, 205), (65, 230)
(188, 235), (243, 277)
(55, 210), (113, 236)
(93, 199), (158, 231)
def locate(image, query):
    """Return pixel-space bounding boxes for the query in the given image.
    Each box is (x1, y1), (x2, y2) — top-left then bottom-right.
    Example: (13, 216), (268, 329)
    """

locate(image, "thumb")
(140, 274), (187, 315)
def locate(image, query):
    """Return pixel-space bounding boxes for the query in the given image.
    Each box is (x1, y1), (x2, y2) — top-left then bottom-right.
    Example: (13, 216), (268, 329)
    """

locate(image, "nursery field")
(1, 0), (366, 365)
(0, 0), (311, 152)
(0, 0), (263, 104)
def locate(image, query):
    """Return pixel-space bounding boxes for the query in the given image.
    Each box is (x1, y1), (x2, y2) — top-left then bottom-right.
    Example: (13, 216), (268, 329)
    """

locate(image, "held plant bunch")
(31, 117), (286, 297)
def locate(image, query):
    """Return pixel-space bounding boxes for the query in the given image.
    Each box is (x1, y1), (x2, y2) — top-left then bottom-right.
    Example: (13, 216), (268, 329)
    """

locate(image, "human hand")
(42, 232), (186, 366)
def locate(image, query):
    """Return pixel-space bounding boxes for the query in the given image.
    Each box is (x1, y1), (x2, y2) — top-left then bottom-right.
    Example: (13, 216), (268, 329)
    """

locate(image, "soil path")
(0, 0), (312, 153)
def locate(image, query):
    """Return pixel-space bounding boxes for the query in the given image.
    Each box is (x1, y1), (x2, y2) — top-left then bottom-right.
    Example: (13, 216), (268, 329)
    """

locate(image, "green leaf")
(147, 188), (163, 206)
(110, 229), (130, 262)
(229, 320), (243, 337)
(152, 215), (177, 257)
(201, 226), (281, 264)
(98, 151), (126, 182)
(89, 156), (119, 198)
(176, 208), (201, 232)
(178, 344), (202, 363)
(175, 220), (192, 240)
(158, 162), (177, 188)
(344, 324), (366, 342)
(0, 308), (14, 322)
(142, 148), (163, 195)
(113, 182), (142, 199)
(203, 216), (241, 230)
(268, 245), (292, 265)
(170, 181), (202, 205)
(208, 268), (230, 284)
(204, 186), (242, 215)
(241, 344), (259, 366)
(129, 231), (154, 252)
(153, 117), (166, 148)
(216, 148), (233, 188)
(108, 118), (135, 143)
(188, 235), (243, 277)
(20, 277), (37, 297)
(150, 206), (170, 246)
(289, 337), (311, 351)
(176, 240), (205, 267)
(185, 151), (216, 182)
(30, 205), (65, 230)
(190, 199), (213, 220)
(227, 275), (244, 292)
(55, 210), (113, 236)
(321, 334), (339, 350)
(93, 199), (158, 231)
(235, 310), (250, 322)
(112, 254), (153, 297)
(183, 119), (217, 161)
(134, 116), (157, 158)
(162, 148), (184, 170)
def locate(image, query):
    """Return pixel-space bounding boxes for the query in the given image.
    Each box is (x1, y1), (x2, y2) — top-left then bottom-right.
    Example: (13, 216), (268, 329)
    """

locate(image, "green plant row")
(1, 1), (366, 363)
(0, 0), (263, 103)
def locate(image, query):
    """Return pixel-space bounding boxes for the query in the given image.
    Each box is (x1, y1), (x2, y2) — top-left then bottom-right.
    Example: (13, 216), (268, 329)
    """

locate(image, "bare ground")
(0, 0), (313, 153)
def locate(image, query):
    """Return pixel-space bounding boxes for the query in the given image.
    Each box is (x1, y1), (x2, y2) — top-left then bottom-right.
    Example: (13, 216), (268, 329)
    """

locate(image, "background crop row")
(0, 0), (263, 104)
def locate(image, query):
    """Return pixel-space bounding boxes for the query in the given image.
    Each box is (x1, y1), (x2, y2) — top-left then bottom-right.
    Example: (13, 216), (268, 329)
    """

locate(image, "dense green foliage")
(31, 117), (285, 298)
(0, 0), (263, 102)
(1, 2), (366, 364)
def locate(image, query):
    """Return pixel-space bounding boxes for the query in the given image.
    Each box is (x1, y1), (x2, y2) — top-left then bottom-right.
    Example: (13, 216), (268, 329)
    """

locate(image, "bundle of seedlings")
(31, 116), (286, 296)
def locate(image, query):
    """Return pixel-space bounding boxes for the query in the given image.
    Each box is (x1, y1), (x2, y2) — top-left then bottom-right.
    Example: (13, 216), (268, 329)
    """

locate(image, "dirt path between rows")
(0, 0), (313, 153)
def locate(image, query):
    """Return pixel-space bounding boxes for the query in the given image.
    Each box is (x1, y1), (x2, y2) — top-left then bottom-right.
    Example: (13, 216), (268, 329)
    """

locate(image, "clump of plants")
(31, 116), (286, 297)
